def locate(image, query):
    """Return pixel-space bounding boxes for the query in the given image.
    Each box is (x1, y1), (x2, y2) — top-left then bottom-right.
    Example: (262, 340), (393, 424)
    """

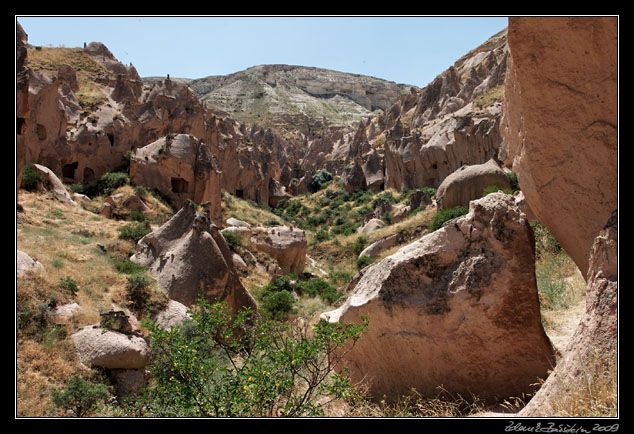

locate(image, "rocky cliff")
(500, 16), (618, 416)
(146, 65), (416, 140)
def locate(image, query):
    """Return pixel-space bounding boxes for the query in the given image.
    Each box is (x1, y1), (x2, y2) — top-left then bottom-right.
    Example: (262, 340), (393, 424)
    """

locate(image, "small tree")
(138, 298), (368, 417)
(51, 375), (110, 417)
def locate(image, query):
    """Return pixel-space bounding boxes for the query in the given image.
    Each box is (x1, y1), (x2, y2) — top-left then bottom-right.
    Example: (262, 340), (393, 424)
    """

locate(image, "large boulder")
(130, 134), (223, 226)
(71, 326), (151, 370)
(501, 16), (618, 278)
(250, 225), (307, 275)
(500, 16), (618, 416)
(436, 159), (510, 210)
(16, 250), (45, 278)
(322, 193), (555, 403)
(130, 201), (257, 312)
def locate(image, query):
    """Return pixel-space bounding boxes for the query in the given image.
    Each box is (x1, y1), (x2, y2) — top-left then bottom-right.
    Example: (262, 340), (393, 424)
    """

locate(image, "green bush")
(125, 274), (152, 311)
(356, 254), (374, 270)
(261, 290), (296, 321)
(353, 235), (368, 255)
(137, 298), (367, 417)
(296, 278), (340, 304)
(428, 206), (469, 232)
(258, 276), (296, 320)
(506, 171), (520, 192)
(98, 172), (129, 195)
(59, 276), (79, 296)
(51, 375), (110, 417)
(21, 163), (45, 191)
(223, 230), (243, 251)
(113, 258), (147, 275)
(309, 169), (333, 192)
(531, 221), (561, 257)
(315, 229), (331, 242)
(117, 222), (151, 243)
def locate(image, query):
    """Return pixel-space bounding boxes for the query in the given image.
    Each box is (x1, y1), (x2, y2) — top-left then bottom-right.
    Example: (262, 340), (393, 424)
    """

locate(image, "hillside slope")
(145, 64), (417, 139)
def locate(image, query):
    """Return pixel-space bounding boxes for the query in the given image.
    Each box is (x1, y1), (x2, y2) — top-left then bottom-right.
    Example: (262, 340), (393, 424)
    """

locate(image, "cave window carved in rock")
(36, 123), (47, 141)
(171, 177), (189, 194)
(62, 162), (78, 182)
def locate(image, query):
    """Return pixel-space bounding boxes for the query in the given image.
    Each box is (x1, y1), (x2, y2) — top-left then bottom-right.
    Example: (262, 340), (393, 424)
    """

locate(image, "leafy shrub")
(117, 222), (151, 243)
(428, 206), (469, 232)
(356, 254), (374, 270)
(353, 235), (368, 255)
(137, 298), (367, 417)
(505, 171), (520, 192)
(129, 209), (148, 223)
(223, 230), (243, 251)
(113, 258), (147, 275)
(264, 218), (281, 226)
(296, 278), (340, 304)
(97, 172), (129, 195)
(59, 276), (79, 296)
(21, 163), (45, 191)
(315, 229), (331, 242)
(261, 290), (296, 321)
(258, 276), (296, 320)
(51, 375), (110, 417)
(309, 169), (333, 192)
(125, 274), (152, 311)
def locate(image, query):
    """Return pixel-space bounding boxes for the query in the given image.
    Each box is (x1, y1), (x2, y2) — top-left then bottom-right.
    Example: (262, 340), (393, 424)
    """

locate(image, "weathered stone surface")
(250, 225), (307, 275)
(436, 159), (510, 210)
(130, 134), (223, 225)
(358, 233), (403, 259)
(357, 218), (386, 234)
(501, 16), (618, 278)
(130, 201), (257, 312)
(322, 193), (555, 403)
(153, 299), (191, 330)
(520, 211), (618, 416)
(16, 250), (45, 277)
(71, 326), (151, 369)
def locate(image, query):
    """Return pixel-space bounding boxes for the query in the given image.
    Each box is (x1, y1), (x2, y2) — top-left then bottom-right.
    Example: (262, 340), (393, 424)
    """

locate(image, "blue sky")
(16, 16), (508, 88)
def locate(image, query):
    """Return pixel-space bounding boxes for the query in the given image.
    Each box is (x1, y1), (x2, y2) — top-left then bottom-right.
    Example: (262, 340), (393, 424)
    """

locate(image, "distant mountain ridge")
(144, 64), (418, 138)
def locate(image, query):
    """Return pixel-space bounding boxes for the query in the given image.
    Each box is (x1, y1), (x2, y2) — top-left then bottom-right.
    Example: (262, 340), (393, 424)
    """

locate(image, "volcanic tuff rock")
(435, 158), (510, 210)
(500, 17), (618, 279)
(130, 200), (257, 312)
(250, 225), (307, 275)
(322, 193), (556, 403)
(295, 29), (509, 194)
(130, 133), (223, 225)
(501, 16), (618, 416)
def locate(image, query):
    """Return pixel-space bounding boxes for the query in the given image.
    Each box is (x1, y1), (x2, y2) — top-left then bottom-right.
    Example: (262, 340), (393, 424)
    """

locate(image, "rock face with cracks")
(500, 16), (618, 279)
(130, 200), (256, 312)
(322, 193), (555, 403)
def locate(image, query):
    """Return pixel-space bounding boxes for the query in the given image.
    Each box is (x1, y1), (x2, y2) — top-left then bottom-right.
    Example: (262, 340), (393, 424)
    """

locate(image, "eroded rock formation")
(501, 17), (618, 278)
(130, 201), (257, 312)
(323, 193), (556, 403)
(501, 16), (618, 416)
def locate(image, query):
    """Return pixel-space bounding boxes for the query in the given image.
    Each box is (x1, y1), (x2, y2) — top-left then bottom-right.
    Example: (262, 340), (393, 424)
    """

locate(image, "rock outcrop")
(16, 250), (45, 277)
(501, 17), (618, 278)
(130, 133), (222, 225)
(250, 225), (307, 275)
(322, 193), (555, 403)
(71, 326), (151, 370)
(436, 159), (510, 210)
(501, 16), (618, 416)
(130, 201), (257, 312)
